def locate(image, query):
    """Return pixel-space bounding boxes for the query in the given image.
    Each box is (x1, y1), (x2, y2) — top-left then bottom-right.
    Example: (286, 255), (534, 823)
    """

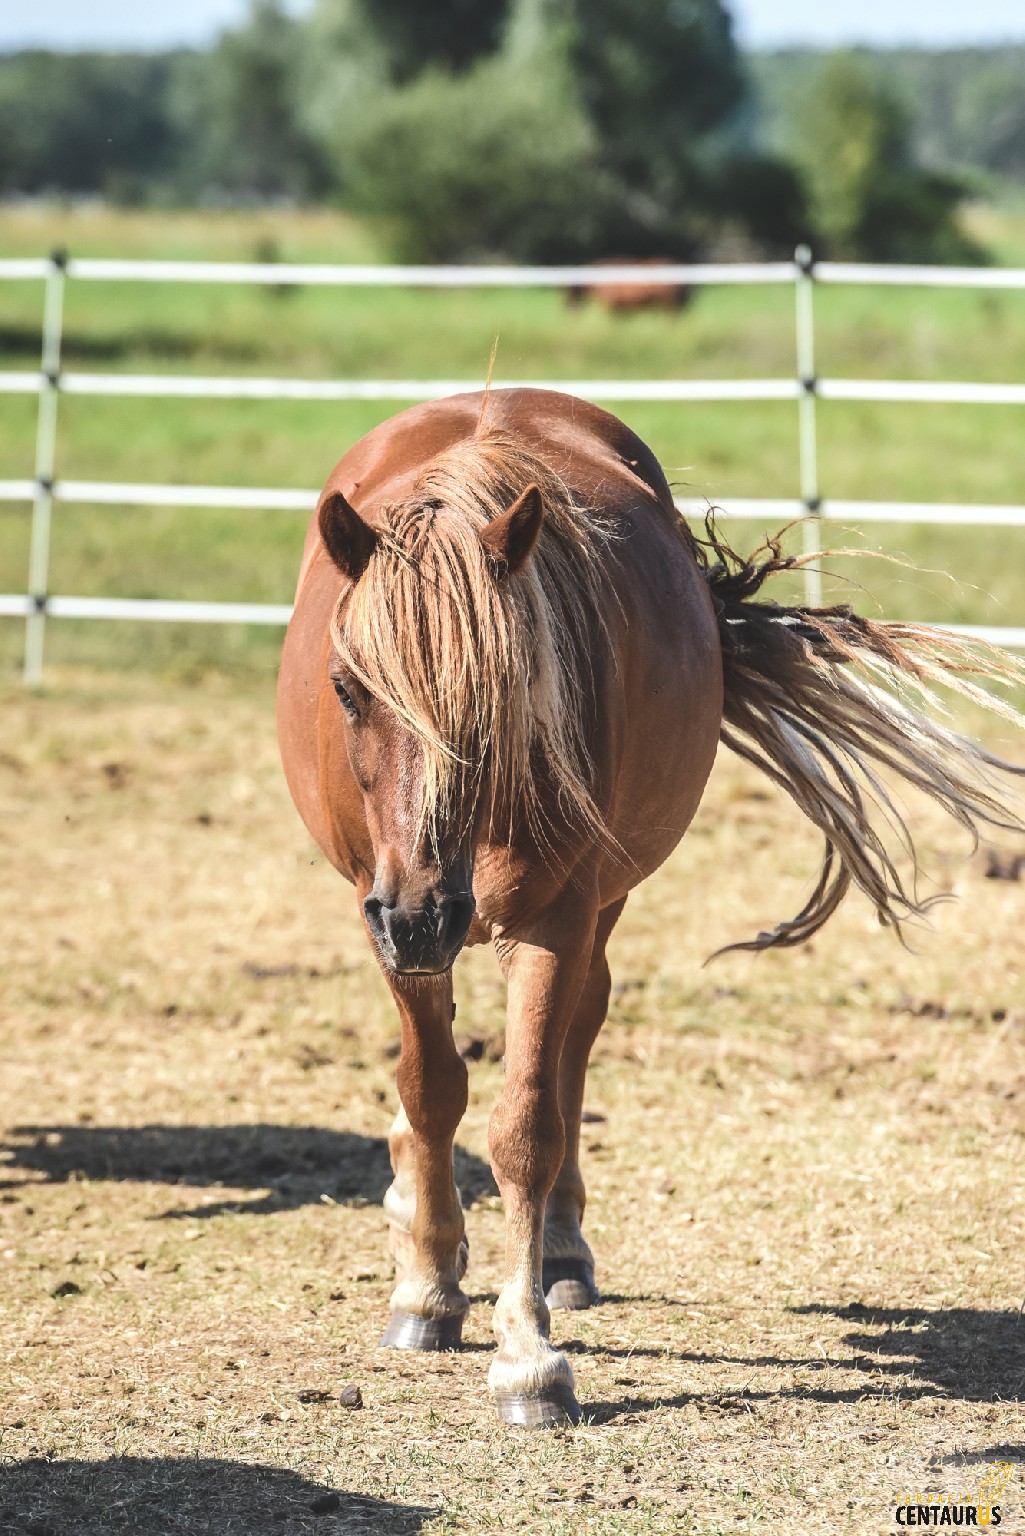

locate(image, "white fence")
(2, 247), (1025, 684)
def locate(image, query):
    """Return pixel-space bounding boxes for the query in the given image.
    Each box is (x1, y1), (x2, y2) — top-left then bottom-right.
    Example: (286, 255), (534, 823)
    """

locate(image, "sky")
(732, 0), (1025, 47)
(1, 0), (1025, 52)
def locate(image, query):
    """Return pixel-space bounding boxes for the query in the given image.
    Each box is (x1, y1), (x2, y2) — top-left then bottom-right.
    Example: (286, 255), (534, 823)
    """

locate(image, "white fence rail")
(2, 247), (1024, 683)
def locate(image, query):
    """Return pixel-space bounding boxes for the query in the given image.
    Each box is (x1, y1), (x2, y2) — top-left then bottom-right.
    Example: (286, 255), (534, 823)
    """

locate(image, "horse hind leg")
(543, 897), (625, 1311)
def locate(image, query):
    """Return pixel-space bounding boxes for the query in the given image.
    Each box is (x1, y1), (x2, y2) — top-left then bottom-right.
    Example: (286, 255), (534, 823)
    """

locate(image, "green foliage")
(569, 0), (745, 177)
(790, 53), (979, 262)
(0, 5), (325, 205)
(169, 1), (325, 201)
(877, 48), (1025, 185)
(563, 0), (810, 255)
(751, 45), (1025, 190)
(326, 0), (807, 260)
(337, 25), (611, 261)
(349, 0), (510, 79)
(955, 64), (1025, 182)
(4, 9), (1019, 264)
(0, 51), (180, 201)
(699, 152), (812, 254)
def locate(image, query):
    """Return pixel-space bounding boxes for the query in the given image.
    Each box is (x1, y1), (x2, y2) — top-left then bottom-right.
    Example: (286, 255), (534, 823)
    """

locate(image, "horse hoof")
(380, 1310), (464, 1351)
(494, 1386), (582, 1429)
(542, 1258), (600, 1310)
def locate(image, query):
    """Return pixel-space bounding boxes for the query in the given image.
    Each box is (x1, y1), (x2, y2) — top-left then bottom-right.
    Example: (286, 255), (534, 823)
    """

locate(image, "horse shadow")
(576, 1300), (1024, 1424)
(0, 1122), (496, 1219)
(0, 322), (261, 364)
(0, 1456), (437, 1535)
(792, 1301), (1025, 1404)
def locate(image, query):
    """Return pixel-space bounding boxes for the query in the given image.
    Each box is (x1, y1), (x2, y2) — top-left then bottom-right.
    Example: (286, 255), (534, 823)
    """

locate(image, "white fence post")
(24, 250), (66, 687)
(794, 244), (822, 608)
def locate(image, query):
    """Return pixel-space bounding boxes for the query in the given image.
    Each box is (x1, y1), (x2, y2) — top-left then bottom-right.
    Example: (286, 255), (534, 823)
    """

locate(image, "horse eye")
(332, 679), (358, 719)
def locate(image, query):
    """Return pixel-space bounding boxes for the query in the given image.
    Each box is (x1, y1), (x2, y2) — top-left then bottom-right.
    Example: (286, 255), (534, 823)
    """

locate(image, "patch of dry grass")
(1, 673), (1024, 1534)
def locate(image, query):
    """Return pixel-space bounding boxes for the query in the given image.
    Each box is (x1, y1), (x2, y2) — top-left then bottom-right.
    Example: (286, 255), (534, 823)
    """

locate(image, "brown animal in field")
(277, 387), (1025, 1429)
(566, 257), (692, 313)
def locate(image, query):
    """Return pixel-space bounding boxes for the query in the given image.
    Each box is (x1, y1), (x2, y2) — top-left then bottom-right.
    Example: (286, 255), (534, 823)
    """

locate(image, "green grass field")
(1, 203), (1025, 679)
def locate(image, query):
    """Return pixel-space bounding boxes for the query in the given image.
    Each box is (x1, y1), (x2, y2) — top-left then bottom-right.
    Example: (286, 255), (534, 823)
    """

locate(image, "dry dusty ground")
(1, 671), (1023, 1535)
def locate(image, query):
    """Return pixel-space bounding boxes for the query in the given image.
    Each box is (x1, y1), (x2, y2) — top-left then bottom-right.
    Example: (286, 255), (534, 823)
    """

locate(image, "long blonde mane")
(329, 428), (616, 853)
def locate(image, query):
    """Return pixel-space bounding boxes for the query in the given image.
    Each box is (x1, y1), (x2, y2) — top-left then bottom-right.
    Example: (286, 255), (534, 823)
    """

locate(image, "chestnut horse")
(565, 258), (692, 314)
(277, 387), (1023, 1428)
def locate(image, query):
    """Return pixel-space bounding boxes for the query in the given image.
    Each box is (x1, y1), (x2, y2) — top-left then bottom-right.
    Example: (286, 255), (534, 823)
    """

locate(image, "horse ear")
(319, 490), (379, 583)
(480, 484), (544, 577)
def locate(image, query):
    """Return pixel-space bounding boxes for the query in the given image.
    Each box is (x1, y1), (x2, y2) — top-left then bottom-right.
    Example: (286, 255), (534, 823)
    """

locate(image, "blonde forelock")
(329, 429), (615, 854)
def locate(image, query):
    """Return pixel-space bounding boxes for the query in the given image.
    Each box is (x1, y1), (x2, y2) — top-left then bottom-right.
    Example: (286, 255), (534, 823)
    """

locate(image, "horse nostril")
(363, 893), (387, 928)
(438, 892), (475, 954)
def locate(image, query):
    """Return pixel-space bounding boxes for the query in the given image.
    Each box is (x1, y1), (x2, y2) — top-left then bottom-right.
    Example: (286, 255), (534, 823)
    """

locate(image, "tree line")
(752, 46), (1025, 189)
(2, 0), (1020, 263)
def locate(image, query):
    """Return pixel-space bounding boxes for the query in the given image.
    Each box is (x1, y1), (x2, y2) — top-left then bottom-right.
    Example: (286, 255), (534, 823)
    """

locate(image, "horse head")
(318, 480), (545, 976)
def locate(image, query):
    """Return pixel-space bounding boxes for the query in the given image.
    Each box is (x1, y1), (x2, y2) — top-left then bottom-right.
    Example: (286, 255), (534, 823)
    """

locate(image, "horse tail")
(692, 519), (1025, 956)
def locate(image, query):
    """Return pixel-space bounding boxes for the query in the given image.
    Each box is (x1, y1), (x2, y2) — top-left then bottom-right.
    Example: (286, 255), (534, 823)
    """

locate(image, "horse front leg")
(380, 974), (470, 1350)
(384, 1100), (469, 1288)
(487, 912), (596, 1427)
(543, 897), (626, 1311)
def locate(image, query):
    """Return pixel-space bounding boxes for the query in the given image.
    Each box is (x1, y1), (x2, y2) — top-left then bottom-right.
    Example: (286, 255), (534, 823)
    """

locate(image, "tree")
(171, 0), (325, 201)
(564, 0), (804, 255)
(958, 66), (1025, 182)
(791, 52), (979, 262)
(338, 20), (610, 261)
(568, 0), (745, 182)
(313, 0), (808, 261)
(348, 0), (509, 79)
(750, 45), (1025, 192)
(0, 51), (179, 200)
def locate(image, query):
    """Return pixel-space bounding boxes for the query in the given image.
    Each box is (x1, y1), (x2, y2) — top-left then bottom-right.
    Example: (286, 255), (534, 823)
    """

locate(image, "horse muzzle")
(362, 888), (476, 975)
